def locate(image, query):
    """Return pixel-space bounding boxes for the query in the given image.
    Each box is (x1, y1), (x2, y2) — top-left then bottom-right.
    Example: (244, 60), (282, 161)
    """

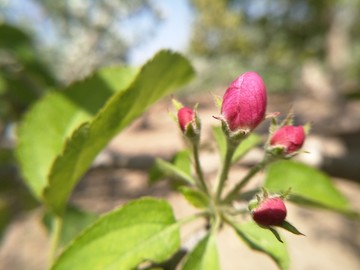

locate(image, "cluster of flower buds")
(174, 71), (307, 237)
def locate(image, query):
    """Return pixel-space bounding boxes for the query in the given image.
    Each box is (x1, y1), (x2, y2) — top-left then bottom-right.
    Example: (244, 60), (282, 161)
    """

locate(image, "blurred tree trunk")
(297, 1), (359, 132)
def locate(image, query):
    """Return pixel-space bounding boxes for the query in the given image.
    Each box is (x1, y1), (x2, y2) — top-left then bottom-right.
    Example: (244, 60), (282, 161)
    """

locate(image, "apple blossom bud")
(252, 197), (287, 227)
(177, 106), (201, 141)
(177, 107), (195, 132)
(221, 71), (267, 133)
(270, 125), (305, 154)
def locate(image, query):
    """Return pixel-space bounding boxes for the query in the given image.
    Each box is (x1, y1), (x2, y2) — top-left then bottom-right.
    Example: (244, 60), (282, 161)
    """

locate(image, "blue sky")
(128, 0), (193, 65)
(1, 0), (194, 66)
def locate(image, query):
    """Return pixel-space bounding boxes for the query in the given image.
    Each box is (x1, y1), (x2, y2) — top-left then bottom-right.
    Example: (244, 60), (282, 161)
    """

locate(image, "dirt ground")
(1, 94), (360, 270)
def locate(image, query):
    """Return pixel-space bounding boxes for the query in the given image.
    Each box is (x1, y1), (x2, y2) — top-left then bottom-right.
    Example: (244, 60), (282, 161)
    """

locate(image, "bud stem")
(215, 139), (238, 203)
(192, 143), (209, 195)
(223, 155), (275, 203)
(49, 215), (63, 267)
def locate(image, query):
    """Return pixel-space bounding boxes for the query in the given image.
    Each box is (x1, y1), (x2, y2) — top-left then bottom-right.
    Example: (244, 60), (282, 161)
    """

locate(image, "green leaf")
(16, 66), (138, 199)
(51, 198), (180, 270)
(264, 160), (354, 215)
(173, 151), (192, 177)
(149, 151), (192, 183)
(178, 186), (209, 209)
(181, 233), (220, 270)
(345, 90), (360, 100)
(0, 23), (32, 48)
(231, 221), (289, 270)
(42, 50), (194, 215)
(150, 151), (195, 185)
(43, 206), (98, 247)
(212, 126), (262, 163)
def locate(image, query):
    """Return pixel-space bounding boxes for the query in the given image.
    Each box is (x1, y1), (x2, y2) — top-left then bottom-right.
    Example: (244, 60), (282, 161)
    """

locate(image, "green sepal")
(212, 93), (222, 109)
(172, 98), (184, 110)
(268, 227), (283, 243)
(279, 109), (294, 127)
(280, 220), (305, 236)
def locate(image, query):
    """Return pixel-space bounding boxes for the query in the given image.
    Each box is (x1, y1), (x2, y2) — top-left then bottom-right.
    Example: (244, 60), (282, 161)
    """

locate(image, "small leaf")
(264, 160), (354, 215)
(231, 221), (289, 270)
(211, 93), (222, 109)
(212, 126), (261, 163)
(149, 150), (193, 184)
(172, 98), (184, 110)
(182, 233), (220, 270)
(150, 157), (195, 185)
(178, 186), (209, 209)
(173, 151), (192, 177)
(51, 198), (180, 270)
(280, 221), (305, 236)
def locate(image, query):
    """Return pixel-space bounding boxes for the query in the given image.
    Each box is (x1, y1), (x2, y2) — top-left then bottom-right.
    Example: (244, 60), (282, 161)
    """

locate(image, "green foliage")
(51, 198), (180, 270)
(12, 1), (162, 81)
(16, 67), (138, 199)
(0, 23), (58, 123)
(212, 126), (262, 163)
(182, 233), (220, 270)
(190, 0), (360, 94)
(0, 199), (10, 239)
(44, 51), (194, 215)
(0, 23), (31, 47)
(178, 186), (209, 209)
(231, 221), (290, 270)
(264, 160), (354, 215)
(43, 207), (98, 247)
(150, 151), (195, 185)
(16, 50), (195, 215)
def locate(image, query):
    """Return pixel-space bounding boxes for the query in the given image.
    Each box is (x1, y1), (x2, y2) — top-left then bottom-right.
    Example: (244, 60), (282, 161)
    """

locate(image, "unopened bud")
(252, 197), (287, 227)
(177, 106), (200, 140)
(270, 125), (305, 155)
(178, 107), (195, 132)
(221, 71), (267, 135)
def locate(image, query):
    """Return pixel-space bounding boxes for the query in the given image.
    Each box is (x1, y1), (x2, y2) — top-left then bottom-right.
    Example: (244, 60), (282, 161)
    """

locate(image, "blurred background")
(0, 0), (360, 269)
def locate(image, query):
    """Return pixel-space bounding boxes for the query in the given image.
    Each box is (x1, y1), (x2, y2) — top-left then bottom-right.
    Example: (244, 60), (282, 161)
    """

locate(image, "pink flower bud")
(177, 107), (195, 132)
(221, 71), (267, 132)
(270, 125), (305, 154)
(252, 197), (287, 227)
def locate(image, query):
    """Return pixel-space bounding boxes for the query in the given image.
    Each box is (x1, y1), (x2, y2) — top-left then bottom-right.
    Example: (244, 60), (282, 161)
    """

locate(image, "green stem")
(223, 155), (275, 203)
(192, 143), (209, 195)
(49, 215), (63, 266)
(177, 211), (209, 226)
(215, 139), (237, 203)
(223, 163), (264, 203)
